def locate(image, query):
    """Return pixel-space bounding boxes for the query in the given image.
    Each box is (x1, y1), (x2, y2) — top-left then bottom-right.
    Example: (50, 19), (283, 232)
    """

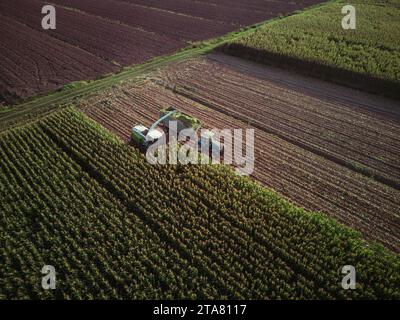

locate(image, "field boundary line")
(115, 0), (236, 26)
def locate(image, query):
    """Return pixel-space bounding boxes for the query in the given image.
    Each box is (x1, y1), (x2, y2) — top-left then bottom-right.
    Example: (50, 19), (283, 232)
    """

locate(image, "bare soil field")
(0, 0), (323, 104)
(81, 55), (400, 253)
(1, 0), (183, 66)
(0, 14), (116, 104)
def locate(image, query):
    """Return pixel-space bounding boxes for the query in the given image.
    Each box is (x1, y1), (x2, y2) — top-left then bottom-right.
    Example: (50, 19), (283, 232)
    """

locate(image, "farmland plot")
(81, 55), (400, 253)
(1, 0), (183, 66)
(48, 0), (238, 42)
(0, 14), (117, 104)
(1, 108), (399, 299)
(0, 0), (324, 104)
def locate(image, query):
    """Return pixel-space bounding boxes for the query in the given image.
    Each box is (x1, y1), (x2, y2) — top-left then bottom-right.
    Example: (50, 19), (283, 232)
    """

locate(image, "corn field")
(1, 108), (399, 299)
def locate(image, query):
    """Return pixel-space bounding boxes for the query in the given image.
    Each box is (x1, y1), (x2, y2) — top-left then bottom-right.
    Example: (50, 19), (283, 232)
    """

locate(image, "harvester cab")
(131, 109), (177, 149)
(131, 125), (164, 146)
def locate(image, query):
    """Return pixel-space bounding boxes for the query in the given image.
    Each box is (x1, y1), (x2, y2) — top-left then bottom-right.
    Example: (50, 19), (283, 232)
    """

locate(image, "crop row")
(0, 121), (222, 299)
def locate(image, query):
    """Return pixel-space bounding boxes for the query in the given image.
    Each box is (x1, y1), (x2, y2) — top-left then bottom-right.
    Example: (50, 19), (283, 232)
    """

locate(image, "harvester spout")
(148, 110), (177, 133)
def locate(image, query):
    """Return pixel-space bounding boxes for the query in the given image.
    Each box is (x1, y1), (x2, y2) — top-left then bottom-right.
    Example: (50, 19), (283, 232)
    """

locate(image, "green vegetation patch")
(160, 107), (202, 130)
(219, 0), (400, 97)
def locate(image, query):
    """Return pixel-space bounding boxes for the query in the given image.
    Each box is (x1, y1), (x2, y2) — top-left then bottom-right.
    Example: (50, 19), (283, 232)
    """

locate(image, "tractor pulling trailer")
(130, 107), (223, 156)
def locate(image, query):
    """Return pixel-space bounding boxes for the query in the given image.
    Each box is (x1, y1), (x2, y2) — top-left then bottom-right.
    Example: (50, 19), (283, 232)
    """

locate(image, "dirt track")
(81, 54), (400, 253)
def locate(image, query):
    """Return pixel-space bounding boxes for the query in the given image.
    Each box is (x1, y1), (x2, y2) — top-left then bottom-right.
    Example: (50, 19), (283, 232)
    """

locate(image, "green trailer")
(159, 107), (201, 134)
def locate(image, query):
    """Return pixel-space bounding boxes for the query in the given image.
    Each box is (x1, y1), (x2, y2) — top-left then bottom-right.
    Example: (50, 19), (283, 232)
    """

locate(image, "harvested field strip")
(152, 54), (400, 189)
(176, 83), (400, 189)
(177, 79), (400, 163)
(81, 79), (400, 253)
(209, 53), (400, 122)
(205, 69), (400, 147)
